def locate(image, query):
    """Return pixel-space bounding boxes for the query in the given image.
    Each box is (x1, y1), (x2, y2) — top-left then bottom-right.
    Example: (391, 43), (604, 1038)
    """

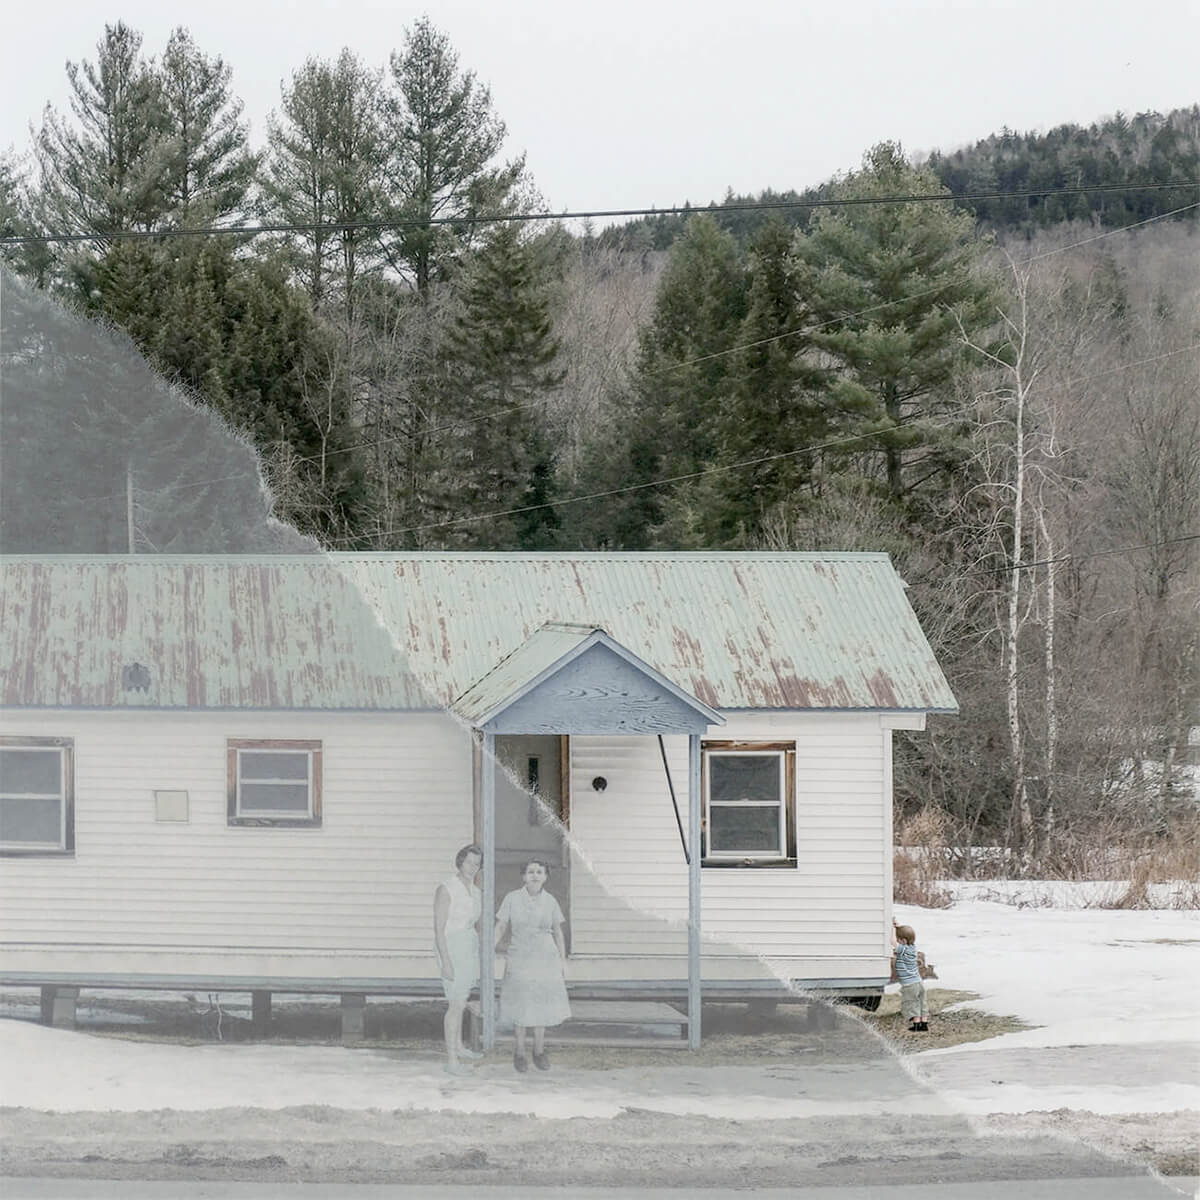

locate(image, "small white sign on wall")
(154, 790), (189, 822)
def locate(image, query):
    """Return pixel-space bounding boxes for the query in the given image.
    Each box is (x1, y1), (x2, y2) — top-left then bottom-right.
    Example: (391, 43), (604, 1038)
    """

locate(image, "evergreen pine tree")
(438, 224), (564, 548)
(34, 23), (170, 242)
(0, 267), (313, 553)
(157, 27), (258, 225)
(88, 238), (365, 539)
(579, 215), (747, 548)
(261, 49), (386, 316)
(793, 142), (996, 513)
(0, 152), (54, 285)
(709, 219), (827, 543)
(384, 17), (526, 295)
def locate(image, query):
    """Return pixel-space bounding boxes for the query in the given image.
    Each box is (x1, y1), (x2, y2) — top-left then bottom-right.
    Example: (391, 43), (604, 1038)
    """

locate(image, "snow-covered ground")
(900, 881), (1200, 1052)
(0, 884), (1196, 1122)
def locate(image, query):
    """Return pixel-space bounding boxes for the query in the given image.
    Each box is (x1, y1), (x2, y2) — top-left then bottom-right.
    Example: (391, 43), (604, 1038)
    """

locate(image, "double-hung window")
(0, 736), (74, 855)
(227, 739), (322, 827)
(702, 740), (796, 866)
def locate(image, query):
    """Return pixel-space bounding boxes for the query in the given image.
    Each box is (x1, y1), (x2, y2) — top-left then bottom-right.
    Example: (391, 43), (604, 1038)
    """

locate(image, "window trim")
(0, 736), (75, 857)
(701, 739), (796, 868)
(227, 739), (322, 827)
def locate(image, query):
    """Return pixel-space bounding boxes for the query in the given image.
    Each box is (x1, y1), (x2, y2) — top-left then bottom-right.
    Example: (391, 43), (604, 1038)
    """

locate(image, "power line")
(961, 533), (1200, 580)
(249, 199), (1200, 477)
(1022, 202), (1200, 261)
(322, 322), (1200, 543)
(2, 182), (1196, 248)
(29, 190), (1200, 507)
(65, 323), (1200, 510)
(642, 201), (1200, 376)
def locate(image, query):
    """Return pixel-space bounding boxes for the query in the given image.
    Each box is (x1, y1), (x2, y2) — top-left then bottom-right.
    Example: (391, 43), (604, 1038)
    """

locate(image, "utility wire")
(72, 337), (1200, 508)
(333, 425), (904, 541)
(959, 533), (1200, 580)
(321, 333), (1200, 544)
(2, 183), (1196, 248)
(324, 317), (1200, 546)
(222, 199), (1200, 477)
(40, 193), (1200, 506)
(293, 197), (1200, 475)
(634, 201), (1200, 375)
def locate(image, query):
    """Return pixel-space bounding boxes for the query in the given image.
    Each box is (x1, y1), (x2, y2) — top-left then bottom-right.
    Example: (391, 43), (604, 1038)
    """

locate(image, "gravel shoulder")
(2, 1106), (1188, 1189)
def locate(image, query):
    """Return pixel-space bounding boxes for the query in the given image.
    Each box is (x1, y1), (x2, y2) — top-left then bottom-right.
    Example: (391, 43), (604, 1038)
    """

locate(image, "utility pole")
(126, 461), (136, 554)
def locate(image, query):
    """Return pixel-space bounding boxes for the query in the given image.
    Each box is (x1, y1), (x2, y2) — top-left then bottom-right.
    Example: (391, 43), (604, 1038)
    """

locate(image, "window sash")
(704, 749), (787, 859)
(236, 749), (313, 816)
(227, 740), (322, 827)
(0, 740), (73, 854)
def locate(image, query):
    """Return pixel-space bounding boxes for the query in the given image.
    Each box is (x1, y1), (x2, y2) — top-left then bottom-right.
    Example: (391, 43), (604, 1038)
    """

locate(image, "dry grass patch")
(863, 987), (1033, 1050)
(18, 988), (1034, 1063)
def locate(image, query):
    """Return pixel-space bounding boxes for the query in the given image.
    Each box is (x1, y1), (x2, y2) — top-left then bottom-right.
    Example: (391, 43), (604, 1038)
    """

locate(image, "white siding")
(0, 709), (474, 978)
(567, 713), (892, 980)
(1, 708), (895, 986)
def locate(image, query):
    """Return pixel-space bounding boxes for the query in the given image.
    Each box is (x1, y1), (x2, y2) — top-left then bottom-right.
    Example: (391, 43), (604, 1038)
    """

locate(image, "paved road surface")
(4, 1176), (1198, 1198)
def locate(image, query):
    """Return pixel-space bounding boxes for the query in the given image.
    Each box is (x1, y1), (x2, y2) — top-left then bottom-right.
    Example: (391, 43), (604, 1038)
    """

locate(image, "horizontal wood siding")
(2, 708), (892, 983)
(568, 714), (889, 969)
(0, 710), (474, 968)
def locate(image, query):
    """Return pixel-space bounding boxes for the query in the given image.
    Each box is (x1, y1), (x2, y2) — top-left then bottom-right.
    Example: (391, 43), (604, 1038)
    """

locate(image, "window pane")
(239, 751), (309, 781)
(0, 796), (63, 844)
(709, 754), (780, 804)
(0, 748), (62, 795)
(709, 804), (782, 854)
(239, 782), (311, 813)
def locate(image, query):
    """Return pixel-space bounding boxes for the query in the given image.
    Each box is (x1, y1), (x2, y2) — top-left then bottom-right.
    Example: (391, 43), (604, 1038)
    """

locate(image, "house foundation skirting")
(16, 974), (887, 1044)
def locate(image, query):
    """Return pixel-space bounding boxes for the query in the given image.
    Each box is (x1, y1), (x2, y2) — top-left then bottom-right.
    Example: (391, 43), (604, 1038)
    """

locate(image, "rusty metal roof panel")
(332, 552), (958, 713)
(2, 552), (957, 713)
(0, 557), (434, 710)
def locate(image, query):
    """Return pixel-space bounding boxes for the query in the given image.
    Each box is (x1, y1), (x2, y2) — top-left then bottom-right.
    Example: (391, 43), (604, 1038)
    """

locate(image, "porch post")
(688, 732), (702, 1049)
(480, 729), (497, 1050)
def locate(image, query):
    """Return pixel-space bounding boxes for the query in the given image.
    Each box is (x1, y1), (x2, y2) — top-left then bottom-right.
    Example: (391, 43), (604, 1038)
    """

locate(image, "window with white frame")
(227, 739), (322, 827)
(0, 736), (74, 855)
(702, 740), (795, 866)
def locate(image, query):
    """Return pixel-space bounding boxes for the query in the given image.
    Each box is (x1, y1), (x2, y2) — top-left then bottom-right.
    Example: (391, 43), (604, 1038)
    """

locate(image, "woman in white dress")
(434, 843), (483, 1075)
(494, 858), (570, 1072)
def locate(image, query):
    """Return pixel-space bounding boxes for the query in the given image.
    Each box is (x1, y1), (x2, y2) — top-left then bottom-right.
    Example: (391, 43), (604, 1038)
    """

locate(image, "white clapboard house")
(0, 553), (957, 1047)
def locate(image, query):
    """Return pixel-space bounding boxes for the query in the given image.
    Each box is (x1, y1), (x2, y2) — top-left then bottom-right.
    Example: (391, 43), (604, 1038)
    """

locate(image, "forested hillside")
(599, 106), (1200, 249)
(1, 20), (1196, 872)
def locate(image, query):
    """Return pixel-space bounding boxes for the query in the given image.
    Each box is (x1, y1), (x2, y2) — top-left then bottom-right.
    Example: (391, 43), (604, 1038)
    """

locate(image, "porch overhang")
(452, 622), (724, 735)
(464, 624), (716, 1051)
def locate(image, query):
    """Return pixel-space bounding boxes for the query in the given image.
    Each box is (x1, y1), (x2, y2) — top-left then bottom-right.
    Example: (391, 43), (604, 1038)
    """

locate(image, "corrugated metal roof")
(0, 557), (433, 710)
(1, 553), (958, 713)
(333, 552), (957, 713)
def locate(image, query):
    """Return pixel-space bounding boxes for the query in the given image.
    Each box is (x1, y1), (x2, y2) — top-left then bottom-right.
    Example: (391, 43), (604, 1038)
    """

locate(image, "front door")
(493, 735), (570, 950)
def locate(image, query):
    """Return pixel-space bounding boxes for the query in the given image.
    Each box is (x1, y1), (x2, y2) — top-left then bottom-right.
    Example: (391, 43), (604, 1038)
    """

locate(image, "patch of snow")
(898, 887), (1200, 1054)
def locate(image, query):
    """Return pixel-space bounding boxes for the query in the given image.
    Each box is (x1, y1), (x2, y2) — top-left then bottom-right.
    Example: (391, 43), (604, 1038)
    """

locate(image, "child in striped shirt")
(892, 923), (930, 1032)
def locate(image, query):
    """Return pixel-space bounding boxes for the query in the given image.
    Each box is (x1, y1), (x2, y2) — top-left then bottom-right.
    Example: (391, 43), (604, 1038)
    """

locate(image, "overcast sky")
(3, 0), (1198, 217)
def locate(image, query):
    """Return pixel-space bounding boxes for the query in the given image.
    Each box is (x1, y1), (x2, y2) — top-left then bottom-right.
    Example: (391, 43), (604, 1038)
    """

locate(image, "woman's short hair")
(455, 843), (482, 868)
(520, 857), (552, 878)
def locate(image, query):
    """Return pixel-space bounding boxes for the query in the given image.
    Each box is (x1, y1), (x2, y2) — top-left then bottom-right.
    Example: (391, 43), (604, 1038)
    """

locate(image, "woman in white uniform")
(434, 843), (483, 1075)
(494, 858), (570, 1072)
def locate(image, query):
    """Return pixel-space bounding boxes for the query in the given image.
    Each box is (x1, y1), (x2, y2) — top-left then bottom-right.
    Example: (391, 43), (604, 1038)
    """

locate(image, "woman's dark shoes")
(532, 1050), (551, 1071)
(513, 1051), (528, 1073)
(917, 1021), (930, 1032)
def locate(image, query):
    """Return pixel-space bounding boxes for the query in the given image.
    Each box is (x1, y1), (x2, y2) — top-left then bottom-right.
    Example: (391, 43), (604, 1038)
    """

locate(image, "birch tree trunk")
(1036, 503), (1057, 847)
